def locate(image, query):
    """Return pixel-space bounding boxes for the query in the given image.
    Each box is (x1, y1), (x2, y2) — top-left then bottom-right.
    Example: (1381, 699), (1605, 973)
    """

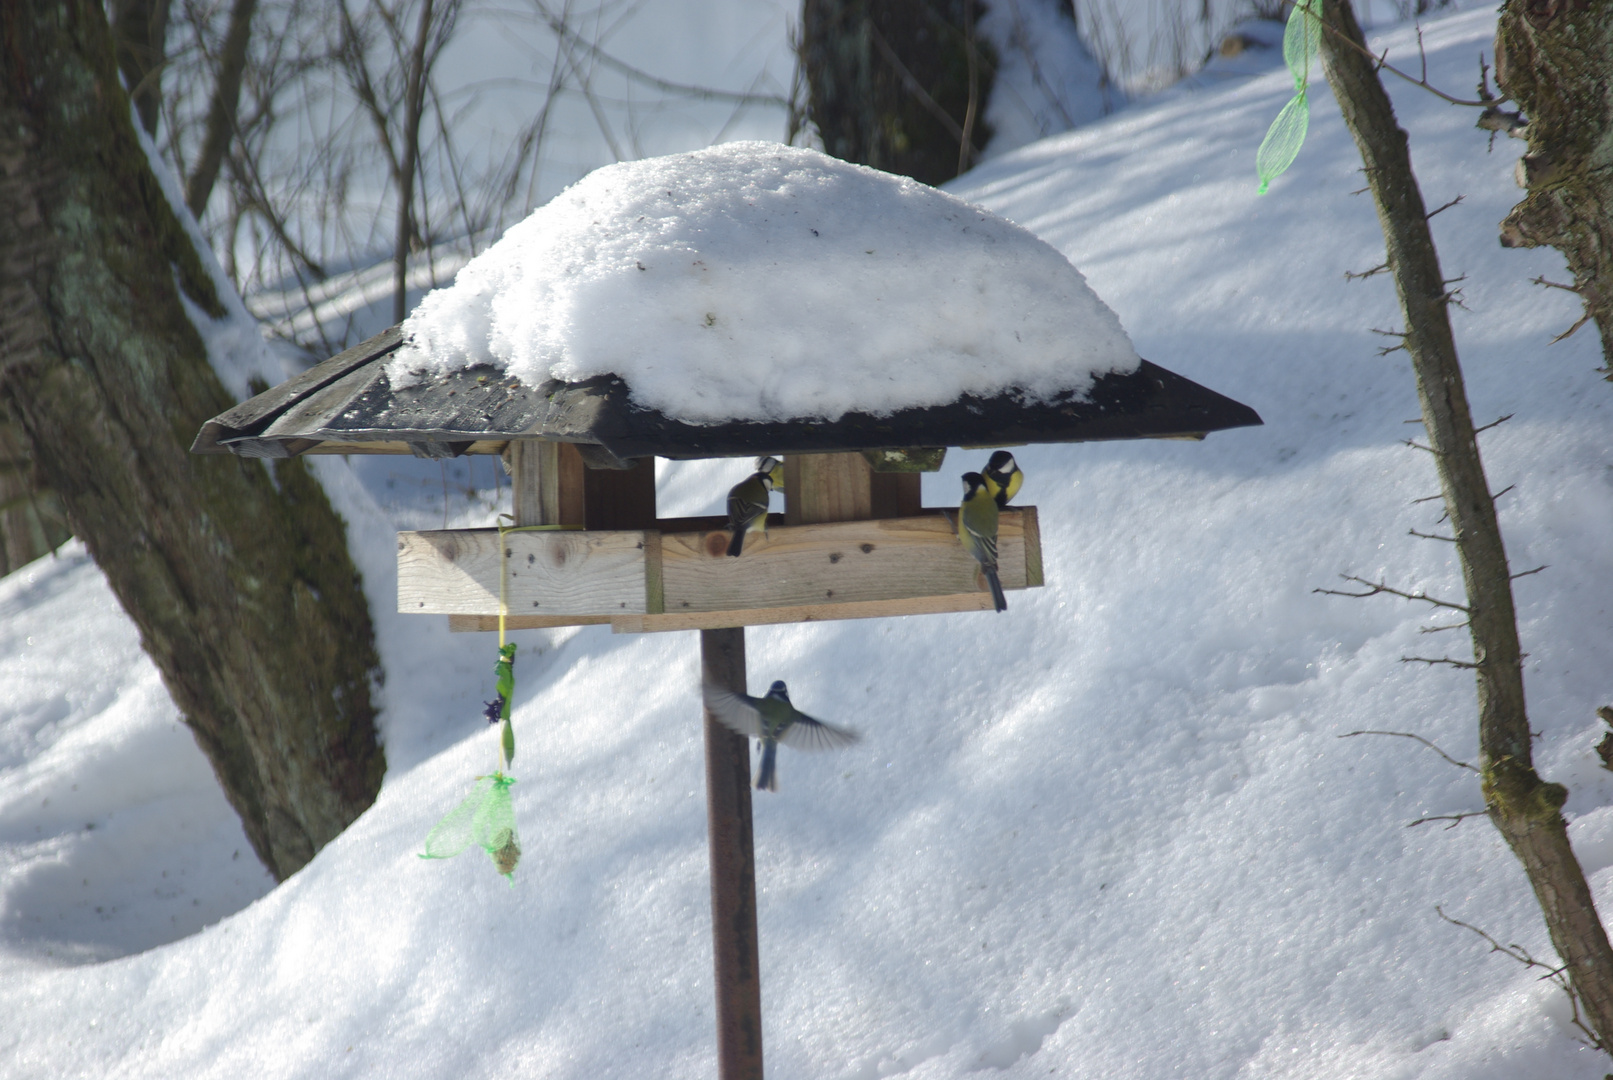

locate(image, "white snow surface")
(391, 141), (1140, 423)
(7, 8), (1613, 1080)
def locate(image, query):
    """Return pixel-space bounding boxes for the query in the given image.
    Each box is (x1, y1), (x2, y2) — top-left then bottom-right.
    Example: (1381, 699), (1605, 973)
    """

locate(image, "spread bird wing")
(702, 685), (766, 738)
(779, 712), (860, 751)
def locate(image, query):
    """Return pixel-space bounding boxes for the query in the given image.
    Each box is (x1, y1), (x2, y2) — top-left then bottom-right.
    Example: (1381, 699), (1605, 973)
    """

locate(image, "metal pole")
(700, 626), (763, 1080)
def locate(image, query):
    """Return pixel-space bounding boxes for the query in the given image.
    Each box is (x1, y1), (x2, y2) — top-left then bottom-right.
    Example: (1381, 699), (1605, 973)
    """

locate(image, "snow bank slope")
(5, 8), (1613, 1080)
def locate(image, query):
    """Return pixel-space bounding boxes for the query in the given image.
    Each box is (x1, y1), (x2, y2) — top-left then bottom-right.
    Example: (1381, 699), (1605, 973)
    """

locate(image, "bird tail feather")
(986, 567), (1007, 613)
(755, 741), (778, 791)
(727, 528), (746, 557)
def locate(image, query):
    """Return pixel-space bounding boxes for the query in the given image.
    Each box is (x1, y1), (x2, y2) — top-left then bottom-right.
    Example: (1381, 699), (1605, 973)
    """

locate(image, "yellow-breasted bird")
(726, 458), (778, 557)
(761, 454), (785, 492)
(959, 471), (1007, 612)
(981, 451), (1023, 509)
(703, 679), (859, 791)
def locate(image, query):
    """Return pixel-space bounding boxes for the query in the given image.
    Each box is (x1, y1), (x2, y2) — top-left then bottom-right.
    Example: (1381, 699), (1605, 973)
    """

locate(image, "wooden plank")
(584, 455), (658, 529)
(1021, 506), (1044, 588)
(398, 528), (649, 615)
(410, 509), (1041, 627)
(783, 453), (872, 525)
(612, 593), (996, 634)
(657, 511), (1031, 614)
(449, 614), (611, 631)
(869, 471), (922, 518)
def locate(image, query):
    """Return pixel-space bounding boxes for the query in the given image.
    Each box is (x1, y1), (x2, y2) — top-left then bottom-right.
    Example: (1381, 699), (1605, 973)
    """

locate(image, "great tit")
(726, 462), (776, 557)
(703, 679), (859, 792)
(959, 471), (1007, 612)
(981, 451), (1023, 509)
(758, 455), (785, 492)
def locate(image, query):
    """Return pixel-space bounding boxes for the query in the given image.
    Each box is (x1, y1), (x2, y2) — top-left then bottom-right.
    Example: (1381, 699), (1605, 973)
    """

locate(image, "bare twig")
(1473, 413), (1513, 435)
(1409, 528), (1457, 542)
(1339, 729), (1478, 772)
(1408, 810), (1486, 829)
(1345, 262), (1389, 281)
(1401, 654), (1480, 670)
(1315, 575), (1468, 611)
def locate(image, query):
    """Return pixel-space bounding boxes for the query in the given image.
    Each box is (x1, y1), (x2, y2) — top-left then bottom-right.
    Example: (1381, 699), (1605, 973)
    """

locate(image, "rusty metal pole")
(701, 626), (763, 1080)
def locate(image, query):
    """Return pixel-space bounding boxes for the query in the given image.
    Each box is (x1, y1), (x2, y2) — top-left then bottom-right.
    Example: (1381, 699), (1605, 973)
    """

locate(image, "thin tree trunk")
(109, 0), (170, 136)
(184, 0), (258, 220)
(1317, 0), (1613, 1048)
(1493, 0), (1613, 377)
(393, 0), (434, 324)
(0, 0), (384, 882)
(800, 0), (994, 184)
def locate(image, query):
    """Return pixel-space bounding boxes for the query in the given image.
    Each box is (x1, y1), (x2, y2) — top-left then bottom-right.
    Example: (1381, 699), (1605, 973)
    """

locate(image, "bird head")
(764, 680), (790, 702)
(961, 472), (988, 499)
(755, 455), (781, 473)
(986, 451), (1016, 475)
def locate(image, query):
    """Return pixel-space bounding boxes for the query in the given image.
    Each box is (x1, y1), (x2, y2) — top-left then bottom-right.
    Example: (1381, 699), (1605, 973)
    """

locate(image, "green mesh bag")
(419, 774), (521, 884)
(1257, 0), (1322, 194)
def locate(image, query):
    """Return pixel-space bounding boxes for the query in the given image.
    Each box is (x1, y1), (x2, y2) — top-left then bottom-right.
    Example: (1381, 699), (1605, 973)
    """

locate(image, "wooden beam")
(397, 529), (650, 616)
(407, 509), (1040, 628)
(611, 592), (996, 634)
(783, 453), (871, 525)
(658, 513), (1030, 612)
(507, 439), (587, 527)
(584, 455), (657, 529)
(700, 628), (763, 1080)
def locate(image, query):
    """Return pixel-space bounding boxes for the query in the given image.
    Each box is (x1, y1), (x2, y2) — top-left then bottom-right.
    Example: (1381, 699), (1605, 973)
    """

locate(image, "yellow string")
(492, 513), (582, 771)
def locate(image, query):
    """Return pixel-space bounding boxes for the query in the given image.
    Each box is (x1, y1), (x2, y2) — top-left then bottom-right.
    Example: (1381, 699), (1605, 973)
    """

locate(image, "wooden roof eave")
(192, 325), (1263, 463)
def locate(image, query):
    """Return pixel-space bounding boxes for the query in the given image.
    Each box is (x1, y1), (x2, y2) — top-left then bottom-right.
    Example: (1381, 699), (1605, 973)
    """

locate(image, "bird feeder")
(194, 143), (1260, 1079)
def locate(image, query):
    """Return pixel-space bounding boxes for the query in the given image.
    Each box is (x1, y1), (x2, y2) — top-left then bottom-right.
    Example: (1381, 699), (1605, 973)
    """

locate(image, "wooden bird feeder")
(193, 145), (1260, 1080)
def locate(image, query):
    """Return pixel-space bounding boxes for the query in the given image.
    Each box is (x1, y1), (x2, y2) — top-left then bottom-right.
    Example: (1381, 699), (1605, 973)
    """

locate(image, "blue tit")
(981, 451), (1023, 509)
(703, 679), (859, 792)
(959, 471), (1007, 612)
(726, 464), (775, 557)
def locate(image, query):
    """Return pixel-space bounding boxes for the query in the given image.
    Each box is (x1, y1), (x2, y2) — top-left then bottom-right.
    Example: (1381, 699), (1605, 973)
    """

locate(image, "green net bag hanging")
(1256, 0), (1322, 193)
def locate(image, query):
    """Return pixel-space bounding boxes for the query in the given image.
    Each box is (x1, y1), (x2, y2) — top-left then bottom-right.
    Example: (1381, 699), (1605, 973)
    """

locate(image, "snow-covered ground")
(6, 7), (1613, 1078)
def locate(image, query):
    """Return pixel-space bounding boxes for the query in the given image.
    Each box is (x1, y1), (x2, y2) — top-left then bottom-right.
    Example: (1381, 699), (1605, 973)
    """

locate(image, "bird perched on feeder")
(726, 457), (779, 557)
(981, 451), (1023, 509)
(703, 679), (859, 791)
(959, 472), (1007, 612)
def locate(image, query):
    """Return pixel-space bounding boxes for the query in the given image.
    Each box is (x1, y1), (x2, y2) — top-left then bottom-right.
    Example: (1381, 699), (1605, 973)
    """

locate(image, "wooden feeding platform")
(193, 143), (1262, 1080)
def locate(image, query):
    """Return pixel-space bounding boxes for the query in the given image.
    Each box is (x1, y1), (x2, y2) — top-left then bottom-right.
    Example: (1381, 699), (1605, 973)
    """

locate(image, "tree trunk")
(0, 0), (384, 882)
(184, 0), (258, 220)
(109, 0), (170, 136)
(1493, 0), (1613, 377)
(800, 0), (994, 184)
(0, 411), (71, 575)
(1318, 0), (1613, 1049)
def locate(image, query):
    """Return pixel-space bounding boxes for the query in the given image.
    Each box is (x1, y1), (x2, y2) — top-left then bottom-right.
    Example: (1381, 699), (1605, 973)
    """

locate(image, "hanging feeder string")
(492, 513), (583, 770)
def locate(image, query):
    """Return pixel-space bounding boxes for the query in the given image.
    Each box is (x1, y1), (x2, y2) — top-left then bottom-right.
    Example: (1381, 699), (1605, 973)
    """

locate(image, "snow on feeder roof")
(194, 142), (1259, 462)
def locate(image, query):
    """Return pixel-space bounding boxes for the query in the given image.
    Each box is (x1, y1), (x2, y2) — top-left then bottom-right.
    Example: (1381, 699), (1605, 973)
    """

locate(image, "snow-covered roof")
(391, 141), (1141, 425)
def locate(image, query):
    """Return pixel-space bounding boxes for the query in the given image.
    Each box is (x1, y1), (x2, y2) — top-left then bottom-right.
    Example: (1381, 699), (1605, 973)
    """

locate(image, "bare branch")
(1401, 654), (1480, 670)
(1473, 413), (1513, 435)
(1345, 261), (1389, 281)
(1511, 564), (1547, 580)
(1314, 575), (1468, 611)
(1408, 528), (1457, 543)
(1426, 194), (1465, 219)
(1408, 809), (1487, 829)
(1338, 730), (1478, 772)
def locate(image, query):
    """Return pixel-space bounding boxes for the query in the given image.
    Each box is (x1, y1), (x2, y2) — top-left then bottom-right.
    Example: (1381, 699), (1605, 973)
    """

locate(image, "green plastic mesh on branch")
(1257, 0), (1322, 193)
(419, 774), (522, 884)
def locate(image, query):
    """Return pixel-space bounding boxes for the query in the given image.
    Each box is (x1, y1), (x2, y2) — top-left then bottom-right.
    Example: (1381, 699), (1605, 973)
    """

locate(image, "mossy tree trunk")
(800, 0), (994, 185)
(0, 0), (384, 882)
(1493, 0), (1613, 377)
(1319, 0), (1613, 1050)
(0, 412), (71, 575)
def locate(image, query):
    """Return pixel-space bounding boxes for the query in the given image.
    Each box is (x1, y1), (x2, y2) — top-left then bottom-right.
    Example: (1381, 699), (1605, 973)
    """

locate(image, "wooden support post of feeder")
(702, 625), (763, 1080)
